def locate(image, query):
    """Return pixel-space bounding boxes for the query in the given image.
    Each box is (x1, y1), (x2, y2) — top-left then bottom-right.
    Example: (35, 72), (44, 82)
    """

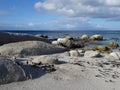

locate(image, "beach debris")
(26, 60), (56, 73)
(39, 64), (56, 73)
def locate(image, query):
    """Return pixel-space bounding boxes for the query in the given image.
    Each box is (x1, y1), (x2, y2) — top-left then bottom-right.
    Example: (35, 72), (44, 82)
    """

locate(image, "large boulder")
(110, 52), (120, 60)
(0, 32), (49, 45)
(84, 50), (101, 58)
(32, 55), (59, 64)
(0, 58), (26, 85)
(90, 34), (103, 41)
(57, 38), (73, 48)
(0, 41), (66, 56)
(80, 34), (89, 40)
(108, 42), (119, 49)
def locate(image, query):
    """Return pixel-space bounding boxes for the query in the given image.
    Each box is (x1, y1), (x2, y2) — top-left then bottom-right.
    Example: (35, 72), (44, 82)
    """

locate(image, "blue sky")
(0, 0), (120, 30)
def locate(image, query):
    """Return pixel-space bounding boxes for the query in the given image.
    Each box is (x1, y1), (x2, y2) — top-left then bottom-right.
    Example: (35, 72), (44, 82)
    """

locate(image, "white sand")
(1, 54), (120, 90)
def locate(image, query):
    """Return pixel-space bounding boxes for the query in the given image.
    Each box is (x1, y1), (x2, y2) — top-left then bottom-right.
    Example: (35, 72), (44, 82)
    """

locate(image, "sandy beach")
(0, 32), (120, 90)
(1, 53), (120, 90)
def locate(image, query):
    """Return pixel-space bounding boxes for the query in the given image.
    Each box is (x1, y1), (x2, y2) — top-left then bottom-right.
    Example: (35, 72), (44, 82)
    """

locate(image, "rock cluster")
(80, 34), (103, 41)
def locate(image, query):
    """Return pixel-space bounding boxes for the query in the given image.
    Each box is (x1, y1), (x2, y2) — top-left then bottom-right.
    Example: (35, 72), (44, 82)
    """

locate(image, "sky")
(0, 0), (120, 30)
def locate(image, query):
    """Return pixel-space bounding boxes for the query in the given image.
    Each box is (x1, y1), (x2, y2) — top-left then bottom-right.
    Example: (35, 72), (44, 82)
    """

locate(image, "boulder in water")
(90, 35), (103, 41)
(57, 38), (73, 48)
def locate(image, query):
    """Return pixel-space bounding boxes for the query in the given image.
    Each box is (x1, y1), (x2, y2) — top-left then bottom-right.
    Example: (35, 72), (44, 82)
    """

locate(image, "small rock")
(84, 50), (101, 58)
(32, 55), (59, 64)
(69, 50), (80, 57)
(110, 52), (120, 60)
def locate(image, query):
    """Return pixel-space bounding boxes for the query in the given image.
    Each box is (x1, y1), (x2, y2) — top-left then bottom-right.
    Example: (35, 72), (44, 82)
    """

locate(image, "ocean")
(2, 30), (120, 45)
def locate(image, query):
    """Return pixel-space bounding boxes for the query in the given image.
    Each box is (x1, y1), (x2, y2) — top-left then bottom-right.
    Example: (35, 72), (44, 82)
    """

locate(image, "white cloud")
(34, 0), (120, 20)
(28, 22), (34, 27)
(106, 0), (120, 6)
(34, 2), (42, 9)
(0, 17), (103, 30)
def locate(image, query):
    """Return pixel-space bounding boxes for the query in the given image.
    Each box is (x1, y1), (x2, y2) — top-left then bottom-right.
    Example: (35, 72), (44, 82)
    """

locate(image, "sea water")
(2, 30), (120, 45)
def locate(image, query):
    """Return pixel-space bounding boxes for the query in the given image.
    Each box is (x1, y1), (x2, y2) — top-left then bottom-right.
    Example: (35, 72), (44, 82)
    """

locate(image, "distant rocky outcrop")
(0, 58), (26, 85)
(0, 41), (66, 57)
(0, 32), (49, 45)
